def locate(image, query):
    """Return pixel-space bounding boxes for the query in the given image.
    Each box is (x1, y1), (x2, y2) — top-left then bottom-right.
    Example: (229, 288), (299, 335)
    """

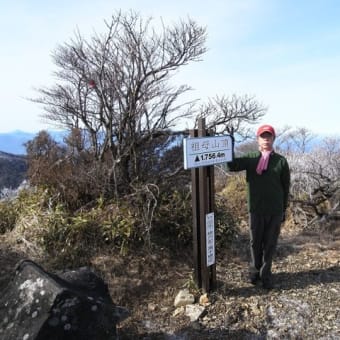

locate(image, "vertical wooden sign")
(190, 118), (216, 293)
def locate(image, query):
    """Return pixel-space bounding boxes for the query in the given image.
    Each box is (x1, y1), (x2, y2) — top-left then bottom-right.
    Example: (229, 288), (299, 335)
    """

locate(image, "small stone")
(172, 306), (185, 317)
(199, 293), (210, 306)
(185, 304), (206, 322)
(148, 303), (157, 311)
(174, 289), (195, 308)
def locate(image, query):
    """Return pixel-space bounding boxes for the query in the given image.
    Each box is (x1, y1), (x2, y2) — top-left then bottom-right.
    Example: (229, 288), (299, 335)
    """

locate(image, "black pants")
(249, 213), (282, 281)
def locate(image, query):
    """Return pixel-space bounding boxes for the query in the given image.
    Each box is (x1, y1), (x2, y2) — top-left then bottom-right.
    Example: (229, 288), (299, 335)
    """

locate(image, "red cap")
(257, 124), (275, 137)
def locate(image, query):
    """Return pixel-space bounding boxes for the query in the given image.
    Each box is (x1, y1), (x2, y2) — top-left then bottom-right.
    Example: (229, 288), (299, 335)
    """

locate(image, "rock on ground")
(0, 259), (129, 340)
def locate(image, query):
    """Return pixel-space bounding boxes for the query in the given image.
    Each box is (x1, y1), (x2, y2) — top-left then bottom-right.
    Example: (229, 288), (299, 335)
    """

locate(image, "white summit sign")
(183, 135), (233, 169)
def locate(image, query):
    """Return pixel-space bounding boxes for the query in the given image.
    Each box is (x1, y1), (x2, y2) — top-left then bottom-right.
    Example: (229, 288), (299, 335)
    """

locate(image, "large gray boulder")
(0, 260), (129, 340)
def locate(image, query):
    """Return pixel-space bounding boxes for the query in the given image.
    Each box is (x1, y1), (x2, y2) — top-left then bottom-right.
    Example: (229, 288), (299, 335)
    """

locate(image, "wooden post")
(190, 128), (200, 285)
(191, 118), (216, 293)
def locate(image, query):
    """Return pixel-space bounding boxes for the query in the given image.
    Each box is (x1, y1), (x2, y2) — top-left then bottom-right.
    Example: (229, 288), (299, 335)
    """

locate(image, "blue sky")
(1, 0), (340, 135)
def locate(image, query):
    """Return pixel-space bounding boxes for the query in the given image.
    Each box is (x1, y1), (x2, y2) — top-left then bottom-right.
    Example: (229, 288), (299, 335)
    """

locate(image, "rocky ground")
(1, 224), (339, 339)
(108, 225), (340, 339)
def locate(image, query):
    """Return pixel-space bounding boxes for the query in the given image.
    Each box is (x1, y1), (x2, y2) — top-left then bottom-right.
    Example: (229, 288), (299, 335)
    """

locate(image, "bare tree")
(284, 127), (316, 153)
(197, 94), (267, 140)
(287, 136), (340, 229)
(32, 11), (207, 198)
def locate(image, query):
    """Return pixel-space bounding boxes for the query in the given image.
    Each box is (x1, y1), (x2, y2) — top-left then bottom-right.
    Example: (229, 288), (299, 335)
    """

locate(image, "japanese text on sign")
(183, 135), (233, 169)
(206, 213), (215, 267)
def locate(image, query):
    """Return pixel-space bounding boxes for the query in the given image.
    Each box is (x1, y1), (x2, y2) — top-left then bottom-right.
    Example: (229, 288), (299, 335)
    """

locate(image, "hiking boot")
(262, 278), (274, 290)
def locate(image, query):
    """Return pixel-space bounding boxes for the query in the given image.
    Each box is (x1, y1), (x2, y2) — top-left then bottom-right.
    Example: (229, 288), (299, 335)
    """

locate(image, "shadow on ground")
(218, 265), (339, 298)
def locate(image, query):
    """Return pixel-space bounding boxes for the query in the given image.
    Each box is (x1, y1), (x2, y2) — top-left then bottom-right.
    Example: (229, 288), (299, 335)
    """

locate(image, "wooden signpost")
(183, 118), (233, 293)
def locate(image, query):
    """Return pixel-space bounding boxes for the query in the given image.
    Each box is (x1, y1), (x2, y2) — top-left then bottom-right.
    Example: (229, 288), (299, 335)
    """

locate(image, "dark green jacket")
(227, 151), (290, 215)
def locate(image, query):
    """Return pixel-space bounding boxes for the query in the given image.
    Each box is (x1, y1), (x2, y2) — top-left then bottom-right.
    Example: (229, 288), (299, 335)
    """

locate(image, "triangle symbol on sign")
(195, 156), (200, 162)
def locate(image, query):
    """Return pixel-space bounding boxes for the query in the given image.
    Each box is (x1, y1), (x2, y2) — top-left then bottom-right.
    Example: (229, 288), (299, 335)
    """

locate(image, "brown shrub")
(219, 173), (248, 223)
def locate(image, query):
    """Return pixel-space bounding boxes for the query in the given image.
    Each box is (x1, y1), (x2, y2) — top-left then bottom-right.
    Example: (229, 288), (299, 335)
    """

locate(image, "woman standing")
(227, 124), (290, 289)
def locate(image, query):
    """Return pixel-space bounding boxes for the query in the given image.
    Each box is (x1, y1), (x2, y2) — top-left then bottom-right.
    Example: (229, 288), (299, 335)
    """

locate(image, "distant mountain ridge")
(0, 131), (35, 155)
(0, 130), (66, 155)
(0, 151), (27, 190)
(0, 150), (26, 161)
